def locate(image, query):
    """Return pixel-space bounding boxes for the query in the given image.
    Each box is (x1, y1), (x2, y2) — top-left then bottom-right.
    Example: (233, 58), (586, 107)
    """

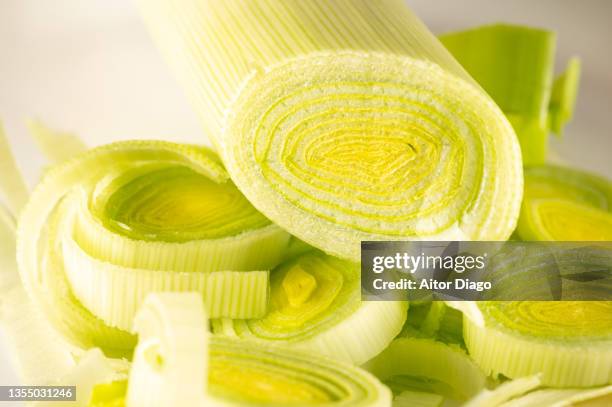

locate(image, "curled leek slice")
(212, 251), (408, 365)
(517, 165), (612, 241)
(138, 0), (523, 261)
(364, 337), (486, 402)
(127, 292), (392, 406)
(16, 141), (290, 354)
(464, 301), (612, 387)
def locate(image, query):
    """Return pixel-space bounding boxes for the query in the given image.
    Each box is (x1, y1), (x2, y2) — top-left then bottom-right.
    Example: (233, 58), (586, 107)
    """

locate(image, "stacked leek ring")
(212, 251), (408, 364)
(16, 141), (290, 356)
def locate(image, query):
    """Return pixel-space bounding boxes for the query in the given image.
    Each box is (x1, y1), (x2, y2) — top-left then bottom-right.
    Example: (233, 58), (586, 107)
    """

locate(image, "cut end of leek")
(518, 165), (612, 241)
(224, 51), (523, 260)
(464, 301), (612, 387)
(213, 251), (407, 365)
(138, 0), (523, 261)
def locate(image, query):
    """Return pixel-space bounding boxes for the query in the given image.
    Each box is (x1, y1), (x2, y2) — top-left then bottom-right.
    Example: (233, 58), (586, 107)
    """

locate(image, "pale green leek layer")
(517, 165), (612, 241)
(139, 0), (523, 261)
(464, 301), (612, 387)
(126, 292), (391, 406)
(212, 251), (407, 365)
(440, 25), (580, 165)
(16, 140), (291, 356)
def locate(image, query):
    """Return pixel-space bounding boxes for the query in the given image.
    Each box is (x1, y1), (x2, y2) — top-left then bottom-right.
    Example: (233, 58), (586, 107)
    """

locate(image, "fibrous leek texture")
(138, 0), (523, 261)
(127, 292), (392, 406)
(16, 141), (291, 356)
(364, 337), (486, 402)
(517, 165), (612, 241)
(464, 301), (612, 387)
(212, 251), (407, 365)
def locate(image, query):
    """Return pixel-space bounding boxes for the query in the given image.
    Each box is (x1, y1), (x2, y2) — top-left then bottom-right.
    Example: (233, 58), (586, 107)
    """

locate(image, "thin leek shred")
(212, 251), (407, 365)
(0, 122), (29, 215)
(138, 0), (523, 261)
(364, 337), (486, 401)
(464, 302), (612, 387)
(16, 140), (291, 356)
(127, 292), (392, 406)
(440, 24), (580, 165)
(500, 385), (612, 407)
(465, 375), (541, 407)
(517, 165), (612, 241)
(549, 58), (581, 136)
(27, 119), (88, 165)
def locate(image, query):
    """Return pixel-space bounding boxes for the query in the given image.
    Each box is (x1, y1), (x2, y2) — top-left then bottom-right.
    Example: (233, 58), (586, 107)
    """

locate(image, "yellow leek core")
(281, 265), (318, 308)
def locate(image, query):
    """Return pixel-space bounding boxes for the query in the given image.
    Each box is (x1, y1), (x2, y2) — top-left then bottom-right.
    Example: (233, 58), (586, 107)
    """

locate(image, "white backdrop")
(1, 0), (611, 386)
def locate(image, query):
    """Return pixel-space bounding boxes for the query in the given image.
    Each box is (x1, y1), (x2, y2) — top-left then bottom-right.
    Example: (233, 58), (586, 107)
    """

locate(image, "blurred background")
(1, 0), (611, 385)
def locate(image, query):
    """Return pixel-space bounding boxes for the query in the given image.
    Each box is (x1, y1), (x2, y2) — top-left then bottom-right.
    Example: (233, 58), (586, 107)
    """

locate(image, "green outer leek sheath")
(464, 302), (612, 387)
(440, 24), (557, 165)
(127, 292), (392, 406)
(138, 0), (523, 261)
(16, 141), (290, 355)
(212, 251), (408, 365)
(364, 337), (486, 401)
(517, 165), (612, 241)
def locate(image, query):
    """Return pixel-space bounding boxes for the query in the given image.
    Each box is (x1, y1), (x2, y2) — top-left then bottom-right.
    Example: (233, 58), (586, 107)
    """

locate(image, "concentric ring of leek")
(464, 301), (612, 387)
(223, 52), (523, 260)
(364, 337), (485, 401)
(127, 292), (391, 407)
(517, 165), (612, 241)
(16, 141), (290, 354)
(212, 251), (408, 365)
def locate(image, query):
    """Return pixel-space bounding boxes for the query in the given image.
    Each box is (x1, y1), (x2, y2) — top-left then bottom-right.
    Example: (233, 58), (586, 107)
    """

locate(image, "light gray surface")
(1, 0), (611, 385)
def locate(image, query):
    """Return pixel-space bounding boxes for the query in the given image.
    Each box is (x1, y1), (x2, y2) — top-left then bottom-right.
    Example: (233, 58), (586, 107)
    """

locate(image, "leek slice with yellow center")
(126, 292), (392, 406)
(212, 251), (408, 365)
(517, 165), (612, 241)
(464, 301), (612, 387)
(138, 0), (523, 261)
(16, 141), (291, 355)
(364, 337), (486, 402)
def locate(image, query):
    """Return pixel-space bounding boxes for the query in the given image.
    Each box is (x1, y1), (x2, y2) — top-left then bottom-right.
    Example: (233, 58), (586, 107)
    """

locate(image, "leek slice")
(517, 165), (612, 241)
(364, 337), (486, 401)
(127, 292), (392, 406)
(16, 141), (290, 354)
(212, 251), (407, 365)
(138, 0), (523, 261)
(464, 301), (612, 387)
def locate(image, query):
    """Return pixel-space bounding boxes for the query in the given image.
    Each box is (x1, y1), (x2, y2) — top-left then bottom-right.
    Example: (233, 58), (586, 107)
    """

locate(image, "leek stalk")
(138, 0), (523, 261)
